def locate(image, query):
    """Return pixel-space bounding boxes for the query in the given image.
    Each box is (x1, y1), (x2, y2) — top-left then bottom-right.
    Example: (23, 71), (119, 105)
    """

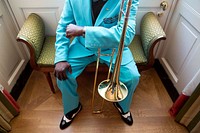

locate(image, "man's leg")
(56, 55), (96, 129)
(103, 60), (140, 112)
(57, 55), (96, 114)
(118, 60), (140, 113)
(103, 59), (140, 125)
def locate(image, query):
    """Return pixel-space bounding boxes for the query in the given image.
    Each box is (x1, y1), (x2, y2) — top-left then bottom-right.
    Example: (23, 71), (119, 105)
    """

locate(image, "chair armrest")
(16, 13), (45, 61)
(140, 12), (166, 58)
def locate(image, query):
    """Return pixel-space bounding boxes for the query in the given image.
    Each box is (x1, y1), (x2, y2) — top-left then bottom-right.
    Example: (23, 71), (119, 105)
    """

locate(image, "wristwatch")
(82, 27), (86, 37)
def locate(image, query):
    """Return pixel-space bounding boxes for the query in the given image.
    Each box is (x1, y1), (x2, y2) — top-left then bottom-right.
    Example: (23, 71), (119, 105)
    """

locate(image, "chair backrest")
(140, 12), (166, 58)
(17, 13), (45, 61)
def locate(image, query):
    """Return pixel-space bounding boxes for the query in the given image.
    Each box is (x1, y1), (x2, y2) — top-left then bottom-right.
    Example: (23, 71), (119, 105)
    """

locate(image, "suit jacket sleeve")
(85, 0), (139, 49)
(54, 0), (75, 64)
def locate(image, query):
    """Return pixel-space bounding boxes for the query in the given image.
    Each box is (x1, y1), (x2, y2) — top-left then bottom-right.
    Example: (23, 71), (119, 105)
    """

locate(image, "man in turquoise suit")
(54, 0), (140, 130)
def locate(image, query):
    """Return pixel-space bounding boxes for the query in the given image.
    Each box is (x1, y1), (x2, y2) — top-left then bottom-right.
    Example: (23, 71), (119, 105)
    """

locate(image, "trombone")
(92, 0), (132, 113)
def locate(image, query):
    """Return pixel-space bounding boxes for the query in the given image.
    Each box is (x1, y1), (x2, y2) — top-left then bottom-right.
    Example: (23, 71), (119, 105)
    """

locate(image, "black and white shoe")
(113, 102), (133, 125)
(60, 103), (82, 130)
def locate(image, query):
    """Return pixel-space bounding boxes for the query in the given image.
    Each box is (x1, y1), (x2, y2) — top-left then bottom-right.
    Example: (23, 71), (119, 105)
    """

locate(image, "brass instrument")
(92, 0), (132, 113)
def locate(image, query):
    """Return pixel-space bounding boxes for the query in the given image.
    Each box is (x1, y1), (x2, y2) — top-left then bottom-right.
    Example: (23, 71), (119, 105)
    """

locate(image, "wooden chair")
(17, 12), (166, 93)
(17, 13), (56, 93)
(129, 12), (166, 71)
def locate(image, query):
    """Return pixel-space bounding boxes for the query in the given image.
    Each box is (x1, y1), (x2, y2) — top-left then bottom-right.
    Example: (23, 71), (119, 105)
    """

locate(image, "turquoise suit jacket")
(55, 0), (139, 65)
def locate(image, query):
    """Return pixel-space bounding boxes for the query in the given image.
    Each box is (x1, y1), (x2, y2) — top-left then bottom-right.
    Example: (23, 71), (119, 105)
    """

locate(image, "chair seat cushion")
(37, 36), (55, 66)
(129, 35), (147, 65)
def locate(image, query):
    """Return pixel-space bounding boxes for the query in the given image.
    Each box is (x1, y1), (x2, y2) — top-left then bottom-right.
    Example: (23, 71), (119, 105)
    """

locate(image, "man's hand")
(54, 61), (72, 80)
(66, 24), (85, 38)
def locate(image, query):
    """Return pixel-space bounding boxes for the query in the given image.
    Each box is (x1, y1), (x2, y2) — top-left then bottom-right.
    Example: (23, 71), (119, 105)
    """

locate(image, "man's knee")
(120, 64), (140, 83)
(126, 69), (140, 83)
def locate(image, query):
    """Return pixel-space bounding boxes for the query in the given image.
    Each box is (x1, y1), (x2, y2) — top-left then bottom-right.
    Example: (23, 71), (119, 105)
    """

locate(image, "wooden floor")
(10, 68), (188, 133)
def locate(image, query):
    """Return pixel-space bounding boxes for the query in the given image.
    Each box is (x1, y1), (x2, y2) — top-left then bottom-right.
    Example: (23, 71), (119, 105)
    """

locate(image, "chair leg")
(44, 72), (55, 93)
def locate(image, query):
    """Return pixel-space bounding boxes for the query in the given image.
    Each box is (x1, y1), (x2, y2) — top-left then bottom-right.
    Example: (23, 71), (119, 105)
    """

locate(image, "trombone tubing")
(111, 0), (132, 84)
(91, 0), (133, 112)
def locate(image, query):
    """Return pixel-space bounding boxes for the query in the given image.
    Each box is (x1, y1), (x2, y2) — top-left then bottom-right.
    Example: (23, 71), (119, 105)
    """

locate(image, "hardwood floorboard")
(10, 68), (188, 133)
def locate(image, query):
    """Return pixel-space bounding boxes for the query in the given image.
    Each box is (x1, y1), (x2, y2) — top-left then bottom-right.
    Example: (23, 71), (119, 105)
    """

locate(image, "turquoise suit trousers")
(57, 54), (140, 115)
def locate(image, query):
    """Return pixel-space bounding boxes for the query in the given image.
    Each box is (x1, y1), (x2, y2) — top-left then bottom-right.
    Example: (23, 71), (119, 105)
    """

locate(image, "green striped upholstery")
(37, 36), (55, 66)
(129, 35), (147, 64)
(17, 13), (45, 61)
(175, 83), (200, 132)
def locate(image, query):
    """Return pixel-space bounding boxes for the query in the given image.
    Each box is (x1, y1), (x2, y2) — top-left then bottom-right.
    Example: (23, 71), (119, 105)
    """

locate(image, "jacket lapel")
(82, 0), (93, 26)
(95, 0), (119, 26)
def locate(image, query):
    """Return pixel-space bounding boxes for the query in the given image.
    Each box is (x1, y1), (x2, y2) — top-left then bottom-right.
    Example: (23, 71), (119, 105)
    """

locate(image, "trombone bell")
(98, 79), (128, 102)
